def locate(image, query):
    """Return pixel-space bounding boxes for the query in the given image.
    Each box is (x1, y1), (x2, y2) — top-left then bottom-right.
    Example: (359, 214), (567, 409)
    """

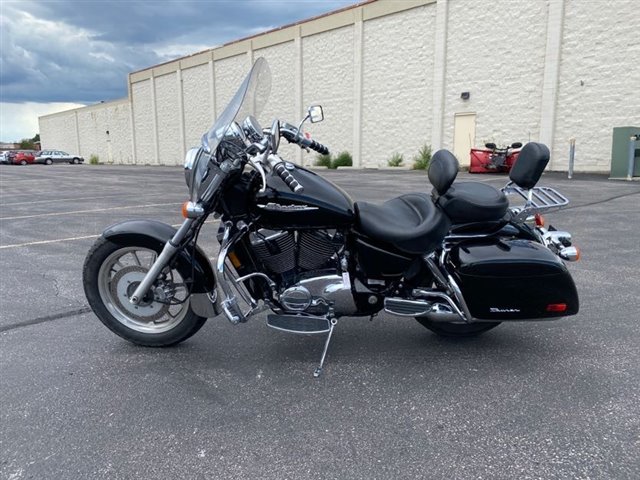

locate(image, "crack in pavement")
(0, 307), (92, 333)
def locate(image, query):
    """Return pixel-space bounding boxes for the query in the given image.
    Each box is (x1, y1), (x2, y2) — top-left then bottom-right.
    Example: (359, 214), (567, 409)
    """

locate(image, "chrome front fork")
(129, 218), (195, 305)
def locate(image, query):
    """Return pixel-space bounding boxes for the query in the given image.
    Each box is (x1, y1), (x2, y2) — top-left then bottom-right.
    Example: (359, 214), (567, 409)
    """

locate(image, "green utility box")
(610, 126), (640, 179)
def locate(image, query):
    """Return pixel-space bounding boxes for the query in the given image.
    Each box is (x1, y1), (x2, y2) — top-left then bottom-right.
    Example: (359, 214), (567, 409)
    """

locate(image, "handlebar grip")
(299, 136), (329, 155)
(309, 139), (329, 155)
(273, 162), (304, 193)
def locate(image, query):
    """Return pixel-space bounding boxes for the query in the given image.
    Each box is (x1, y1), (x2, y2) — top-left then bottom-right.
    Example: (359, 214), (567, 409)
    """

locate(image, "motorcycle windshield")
(201, 57), (271, 154)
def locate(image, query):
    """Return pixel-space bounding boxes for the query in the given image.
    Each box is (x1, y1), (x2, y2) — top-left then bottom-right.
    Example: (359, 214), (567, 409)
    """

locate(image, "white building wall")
(131, 80), (155, 164)
(39, 112), (78, 155)
(39, 99), (131, 163)
(553, 0), (640, 171)
(303, 25), (355, 161)
(182, 63), (213, 149)
(443, 0), (548, 165)
(154, 72), (182, 164)
(362, 4), (436, 167)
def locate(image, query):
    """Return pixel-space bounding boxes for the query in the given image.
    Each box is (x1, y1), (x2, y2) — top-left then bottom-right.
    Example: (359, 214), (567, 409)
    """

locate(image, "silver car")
(36, 150), (84, 165)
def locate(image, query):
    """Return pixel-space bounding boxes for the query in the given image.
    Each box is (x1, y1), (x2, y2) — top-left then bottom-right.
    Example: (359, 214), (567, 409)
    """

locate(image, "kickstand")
(314, 318), (338, 378)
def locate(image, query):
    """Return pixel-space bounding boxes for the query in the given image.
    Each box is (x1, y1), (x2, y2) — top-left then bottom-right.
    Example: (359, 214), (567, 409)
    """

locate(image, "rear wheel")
(71, 158), (79, 164)
(83, 237), (206, 346)
(20, 160), (27, 165)
(416, 318), (501, 337)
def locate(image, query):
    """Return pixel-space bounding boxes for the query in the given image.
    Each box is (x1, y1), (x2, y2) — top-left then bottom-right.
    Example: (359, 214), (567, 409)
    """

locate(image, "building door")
(453, 113), (476, 167)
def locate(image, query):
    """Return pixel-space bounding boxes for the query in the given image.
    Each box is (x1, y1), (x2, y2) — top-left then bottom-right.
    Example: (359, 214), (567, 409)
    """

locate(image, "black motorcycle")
(83, 58), (580, 376)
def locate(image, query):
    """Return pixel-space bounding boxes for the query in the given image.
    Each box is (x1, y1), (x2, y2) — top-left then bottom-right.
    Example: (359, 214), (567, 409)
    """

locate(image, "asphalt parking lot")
(1, 163), (639, 479)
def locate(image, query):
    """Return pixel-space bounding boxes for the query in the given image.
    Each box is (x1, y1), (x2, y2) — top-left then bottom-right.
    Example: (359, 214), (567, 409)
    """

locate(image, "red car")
(12, 150), (37, 165)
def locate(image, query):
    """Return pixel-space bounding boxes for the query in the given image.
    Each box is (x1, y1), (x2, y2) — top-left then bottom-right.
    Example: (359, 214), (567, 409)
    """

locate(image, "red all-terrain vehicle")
(470, 142), (522, 173)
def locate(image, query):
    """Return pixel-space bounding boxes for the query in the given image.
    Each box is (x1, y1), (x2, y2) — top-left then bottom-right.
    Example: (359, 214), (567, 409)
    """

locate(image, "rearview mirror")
(269, 119), (280, 152)
(308, 105), (324, 123)
(511, 142), (523, 149)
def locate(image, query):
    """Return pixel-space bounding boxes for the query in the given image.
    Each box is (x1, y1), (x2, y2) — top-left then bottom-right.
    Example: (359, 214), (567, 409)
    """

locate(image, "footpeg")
(384, 297), (432, 316)
(266, 314), (330, 334)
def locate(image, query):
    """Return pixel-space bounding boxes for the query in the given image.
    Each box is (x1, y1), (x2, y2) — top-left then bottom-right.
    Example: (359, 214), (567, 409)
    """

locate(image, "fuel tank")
(253, 163), (355, 228)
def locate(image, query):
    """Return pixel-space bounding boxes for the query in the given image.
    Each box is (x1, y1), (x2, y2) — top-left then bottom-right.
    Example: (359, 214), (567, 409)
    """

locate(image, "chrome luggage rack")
(502, 182), (569, 221)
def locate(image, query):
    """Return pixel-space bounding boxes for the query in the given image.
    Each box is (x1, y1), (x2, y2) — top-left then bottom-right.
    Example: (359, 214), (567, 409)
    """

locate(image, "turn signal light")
(559, 246), (581, 261)
(534, 213), (545, 227)
(546, 303), (567, 313)
(181, 201), (204, 218)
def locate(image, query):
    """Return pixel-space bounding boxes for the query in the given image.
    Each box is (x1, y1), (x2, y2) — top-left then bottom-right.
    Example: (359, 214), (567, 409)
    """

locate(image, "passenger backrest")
(509, 142), (550, 190)
(428, 149), (459, 195)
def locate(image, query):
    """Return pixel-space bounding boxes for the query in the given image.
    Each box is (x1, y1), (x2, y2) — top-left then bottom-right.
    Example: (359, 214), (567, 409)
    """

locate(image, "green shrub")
(331, 151), (353, 169)
(412, 144), (432, 170)
(387, 153), (404, 167)
(315, 153), (332, 168)
(89, 154), (100, 165)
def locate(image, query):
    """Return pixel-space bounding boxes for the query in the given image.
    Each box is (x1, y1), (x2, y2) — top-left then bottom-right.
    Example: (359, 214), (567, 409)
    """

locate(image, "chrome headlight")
(184, 147), (211, 202)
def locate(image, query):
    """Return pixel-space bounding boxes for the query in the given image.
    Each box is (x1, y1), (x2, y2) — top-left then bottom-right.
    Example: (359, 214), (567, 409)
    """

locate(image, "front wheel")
(416, 318), (501, 337)
(45, 158), (53, 165)
(83, 237), (206, 346)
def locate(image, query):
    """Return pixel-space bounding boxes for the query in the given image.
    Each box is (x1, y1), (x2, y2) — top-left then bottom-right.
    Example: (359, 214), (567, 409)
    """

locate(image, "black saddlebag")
(449, 239), (579, 320)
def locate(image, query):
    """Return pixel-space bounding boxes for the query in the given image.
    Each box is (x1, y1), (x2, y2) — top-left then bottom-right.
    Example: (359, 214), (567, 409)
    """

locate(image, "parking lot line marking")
(0, 234), (101, 249)
(1, 192), (177, 206)
(0, 221), (217, 249)
(0, 202), (181, 221)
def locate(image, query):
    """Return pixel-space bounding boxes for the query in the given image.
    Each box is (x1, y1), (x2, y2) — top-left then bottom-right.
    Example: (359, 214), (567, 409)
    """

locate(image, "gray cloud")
(0, 0), (355, 104)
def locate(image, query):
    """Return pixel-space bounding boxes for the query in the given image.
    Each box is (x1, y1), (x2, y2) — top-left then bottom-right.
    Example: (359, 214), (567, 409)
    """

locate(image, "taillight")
(546, 303), (567, 313)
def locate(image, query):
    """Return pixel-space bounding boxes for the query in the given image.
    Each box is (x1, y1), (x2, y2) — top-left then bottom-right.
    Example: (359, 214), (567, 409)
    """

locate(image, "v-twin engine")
(249, 230), (356, 316)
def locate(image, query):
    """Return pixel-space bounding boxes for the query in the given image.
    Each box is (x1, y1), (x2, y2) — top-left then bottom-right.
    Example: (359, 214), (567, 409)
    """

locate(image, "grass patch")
(387, 153), (404, 167)
(412, 144), (432, 170)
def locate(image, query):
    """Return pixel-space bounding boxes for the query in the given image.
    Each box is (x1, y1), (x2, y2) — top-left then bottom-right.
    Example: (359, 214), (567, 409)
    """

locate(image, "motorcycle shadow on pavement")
(100, 314), (575, 382)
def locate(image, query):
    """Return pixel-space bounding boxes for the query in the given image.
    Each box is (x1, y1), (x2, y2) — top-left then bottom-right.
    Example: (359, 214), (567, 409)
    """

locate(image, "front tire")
(83, 237), (206, 347)
(45, 158), (53, 165)
(416, 318), (501, 337)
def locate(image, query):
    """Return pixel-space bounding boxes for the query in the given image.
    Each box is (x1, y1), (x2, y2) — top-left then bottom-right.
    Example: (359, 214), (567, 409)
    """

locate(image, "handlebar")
(269, 155), (304, 193)
(280, 122), (329, 155)
(299, 136), (329, 155)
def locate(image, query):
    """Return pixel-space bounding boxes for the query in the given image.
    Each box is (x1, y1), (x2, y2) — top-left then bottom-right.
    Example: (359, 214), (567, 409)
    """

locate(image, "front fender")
(102, 220), (218, 316)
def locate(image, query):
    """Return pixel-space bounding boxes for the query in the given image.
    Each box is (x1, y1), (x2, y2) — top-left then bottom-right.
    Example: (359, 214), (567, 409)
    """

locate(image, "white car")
(0, 151), (9, 164)
(36, 150), (84, 165)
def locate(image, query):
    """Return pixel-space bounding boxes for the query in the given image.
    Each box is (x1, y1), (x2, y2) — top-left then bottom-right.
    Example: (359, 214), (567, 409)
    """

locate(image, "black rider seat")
(355, 193), (451, 254)
(433, 182), (509, 224)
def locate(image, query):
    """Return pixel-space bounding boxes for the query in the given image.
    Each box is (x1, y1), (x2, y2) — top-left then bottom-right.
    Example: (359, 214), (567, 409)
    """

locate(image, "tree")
(18, 134), (39, 150)
(19, 139), (35, 149)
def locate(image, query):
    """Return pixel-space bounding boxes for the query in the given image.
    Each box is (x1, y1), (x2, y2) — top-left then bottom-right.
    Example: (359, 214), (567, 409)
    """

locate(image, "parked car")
(12, 150), (37, 165)
(0, 151), (8, 164)
(35, 150), (84, 165)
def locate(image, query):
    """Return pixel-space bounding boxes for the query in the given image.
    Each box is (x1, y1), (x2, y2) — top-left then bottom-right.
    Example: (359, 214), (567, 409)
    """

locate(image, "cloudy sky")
(0, 0), (355, 142)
